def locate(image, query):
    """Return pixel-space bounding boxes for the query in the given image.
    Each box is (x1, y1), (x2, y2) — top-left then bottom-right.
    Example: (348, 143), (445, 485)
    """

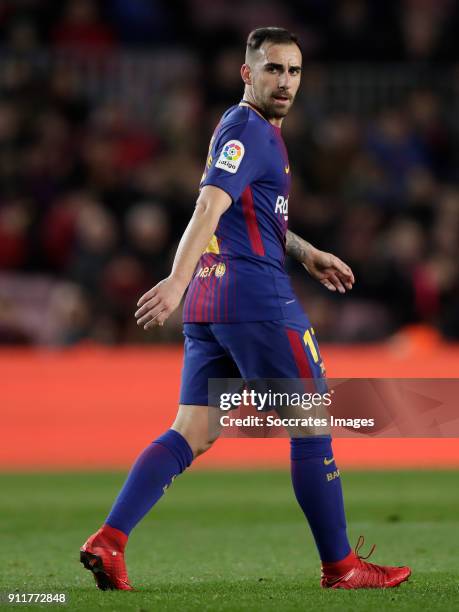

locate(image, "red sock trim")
(322, 550), (357, 576)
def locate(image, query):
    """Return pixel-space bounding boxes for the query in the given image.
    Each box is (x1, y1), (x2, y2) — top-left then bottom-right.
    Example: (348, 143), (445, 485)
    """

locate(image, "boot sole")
(80, 550), (115, 590)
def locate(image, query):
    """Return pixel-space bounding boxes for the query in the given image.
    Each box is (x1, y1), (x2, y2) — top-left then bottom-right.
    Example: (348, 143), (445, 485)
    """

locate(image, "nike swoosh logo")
(325, 568), (356, 586)
(285, 299), (295, 304)
(285, 166), (290, 174)
(341, 568), (356, 583)
(324, 457), (334, 466)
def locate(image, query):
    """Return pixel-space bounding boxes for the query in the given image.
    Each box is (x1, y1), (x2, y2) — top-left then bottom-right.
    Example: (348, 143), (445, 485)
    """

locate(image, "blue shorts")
(179, 313), (326, 406)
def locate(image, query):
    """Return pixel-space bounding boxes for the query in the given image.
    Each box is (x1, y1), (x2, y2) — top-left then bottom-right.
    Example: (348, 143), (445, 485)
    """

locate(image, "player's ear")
(241, 63), (252, 85)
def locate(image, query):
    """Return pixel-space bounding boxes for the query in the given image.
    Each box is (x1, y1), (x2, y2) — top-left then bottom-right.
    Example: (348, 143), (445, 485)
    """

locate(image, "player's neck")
(240, 98), (284, 128)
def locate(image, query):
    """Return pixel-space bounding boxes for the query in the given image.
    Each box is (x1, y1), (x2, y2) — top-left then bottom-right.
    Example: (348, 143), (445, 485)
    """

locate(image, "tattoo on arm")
(285, 230), (314, 263)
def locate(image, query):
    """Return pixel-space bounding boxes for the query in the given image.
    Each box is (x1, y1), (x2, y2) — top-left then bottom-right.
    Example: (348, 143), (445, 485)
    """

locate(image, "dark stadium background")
(0, 0), (458, 466)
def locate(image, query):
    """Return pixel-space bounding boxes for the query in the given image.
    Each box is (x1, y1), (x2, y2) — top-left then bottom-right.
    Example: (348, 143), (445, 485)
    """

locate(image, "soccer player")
(80, 27), (410, 591)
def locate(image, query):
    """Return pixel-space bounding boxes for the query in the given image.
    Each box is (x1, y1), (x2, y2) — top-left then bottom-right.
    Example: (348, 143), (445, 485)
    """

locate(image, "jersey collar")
(239, 100), (269, 122)
(239, 100), (281, 132)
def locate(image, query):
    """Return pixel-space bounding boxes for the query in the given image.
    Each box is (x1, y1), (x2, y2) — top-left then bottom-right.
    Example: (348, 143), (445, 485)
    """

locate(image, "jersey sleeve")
(200, 121), (263, 203)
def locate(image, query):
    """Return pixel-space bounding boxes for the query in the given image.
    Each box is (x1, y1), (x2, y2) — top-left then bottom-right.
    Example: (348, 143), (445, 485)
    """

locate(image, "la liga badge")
(215, 140), (245, 173)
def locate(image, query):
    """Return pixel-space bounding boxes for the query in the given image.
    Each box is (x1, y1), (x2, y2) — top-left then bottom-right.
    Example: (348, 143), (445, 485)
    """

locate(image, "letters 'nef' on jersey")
(183, 102), (302, 322)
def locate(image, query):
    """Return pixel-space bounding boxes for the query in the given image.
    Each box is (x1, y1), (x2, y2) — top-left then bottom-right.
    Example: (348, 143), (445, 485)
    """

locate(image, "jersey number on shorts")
(303, 328), (320, 363)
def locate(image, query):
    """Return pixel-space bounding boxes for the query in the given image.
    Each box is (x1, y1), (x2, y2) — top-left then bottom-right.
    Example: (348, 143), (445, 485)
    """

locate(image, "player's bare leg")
(171, 404), (222, 457)
(80, 404), (221, 590)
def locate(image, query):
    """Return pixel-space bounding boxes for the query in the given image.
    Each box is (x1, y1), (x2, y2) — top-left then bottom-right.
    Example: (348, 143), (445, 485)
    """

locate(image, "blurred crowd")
(0, 0), (459, 345)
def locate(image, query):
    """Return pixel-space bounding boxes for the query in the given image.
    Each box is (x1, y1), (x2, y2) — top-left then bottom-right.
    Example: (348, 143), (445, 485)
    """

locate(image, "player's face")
(244, 43), (302, 120)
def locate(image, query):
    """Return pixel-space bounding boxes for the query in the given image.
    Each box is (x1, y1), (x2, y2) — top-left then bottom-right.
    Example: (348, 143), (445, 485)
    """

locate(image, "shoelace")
(354, 535), (389, 586)
(354, 535), (376, 560)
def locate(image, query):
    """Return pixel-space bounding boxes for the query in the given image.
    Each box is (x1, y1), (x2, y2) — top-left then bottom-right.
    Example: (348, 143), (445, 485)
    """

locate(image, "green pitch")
(0, 470), (458, 611)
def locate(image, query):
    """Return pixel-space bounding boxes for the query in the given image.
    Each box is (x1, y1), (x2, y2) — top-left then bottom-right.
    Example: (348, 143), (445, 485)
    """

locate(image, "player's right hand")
(135, 276), (186, 329)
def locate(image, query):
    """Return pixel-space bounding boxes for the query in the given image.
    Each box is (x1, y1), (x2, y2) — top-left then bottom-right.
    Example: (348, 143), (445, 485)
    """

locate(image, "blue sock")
(106, 429), (193, 535)
(290, 436), (351, 562)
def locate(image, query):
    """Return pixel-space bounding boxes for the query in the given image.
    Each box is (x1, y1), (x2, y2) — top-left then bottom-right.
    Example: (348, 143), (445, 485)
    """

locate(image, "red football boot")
(80, 524), (133, 591)
(321, 536), (411, 589)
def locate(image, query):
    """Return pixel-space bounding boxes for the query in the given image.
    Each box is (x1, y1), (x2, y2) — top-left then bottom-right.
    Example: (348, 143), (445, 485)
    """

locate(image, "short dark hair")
(246, 27), (301, 53)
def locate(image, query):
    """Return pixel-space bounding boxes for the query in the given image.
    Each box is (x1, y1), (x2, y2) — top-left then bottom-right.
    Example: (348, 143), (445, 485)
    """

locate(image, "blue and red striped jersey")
(183, 101), (303, 322)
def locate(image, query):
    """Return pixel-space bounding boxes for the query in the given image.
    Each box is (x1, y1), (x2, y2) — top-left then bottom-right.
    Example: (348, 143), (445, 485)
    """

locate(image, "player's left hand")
(135, 275), (186, 329)
(303, 249), (355, 293)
